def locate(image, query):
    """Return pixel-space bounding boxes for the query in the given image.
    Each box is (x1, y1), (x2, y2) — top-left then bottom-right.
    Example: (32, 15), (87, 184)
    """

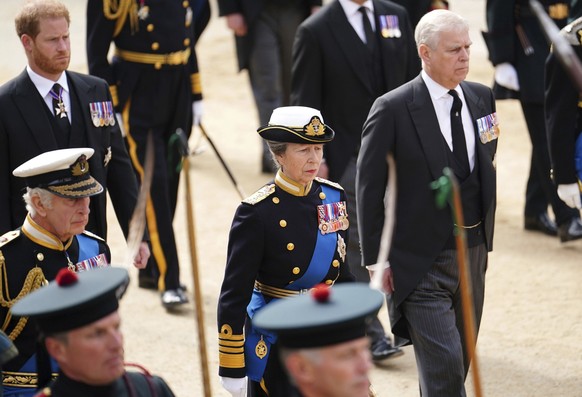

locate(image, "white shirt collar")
(338, 0), (375, 18)
(420, 70), (459, 101)
(26, 65), (69, 98)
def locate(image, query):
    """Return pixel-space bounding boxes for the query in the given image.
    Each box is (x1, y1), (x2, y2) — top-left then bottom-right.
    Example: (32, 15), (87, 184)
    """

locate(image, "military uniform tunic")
(0, 215), (110, 395)
(34, 371), (175, 397)
(87, 0), (203, 291)
(217, 173), (354, 397)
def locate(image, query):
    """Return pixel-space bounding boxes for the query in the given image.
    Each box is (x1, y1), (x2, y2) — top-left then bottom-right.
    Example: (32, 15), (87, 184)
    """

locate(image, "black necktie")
(448, 89), (470, 179)
(359, 6), (376, 53)
(50, 83), (71, 147)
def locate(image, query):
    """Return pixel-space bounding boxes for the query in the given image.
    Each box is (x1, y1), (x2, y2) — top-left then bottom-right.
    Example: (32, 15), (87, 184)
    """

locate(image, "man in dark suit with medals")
(484, 0), (582, 242)
(357, 10), (498, 396)
(86, 0), (205, 308)
(0, 0), (149, 267)
(11, 267), (177, 397)
(291, 0), (419, 362)
(0, 148), (111, 397)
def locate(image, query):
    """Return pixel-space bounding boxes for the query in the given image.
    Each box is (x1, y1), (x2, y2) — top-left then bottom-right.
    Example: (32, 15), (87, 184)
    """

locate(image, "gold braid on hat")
(0, 251), (47, 341)
(103, 0), (139, 37)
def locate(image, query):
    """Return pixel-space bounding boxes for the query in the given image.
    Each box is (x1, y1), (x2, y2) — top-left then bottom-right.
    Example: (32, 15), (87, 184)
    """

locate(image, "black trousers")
(122, 65), (192, 291)
(520, 102), (578, 225)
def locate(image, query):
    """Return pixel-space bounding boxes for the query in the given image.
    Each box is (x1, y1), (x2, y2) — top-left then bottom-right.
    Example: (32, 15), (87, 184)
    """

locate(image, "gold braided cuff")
(218, 324), (244, 369)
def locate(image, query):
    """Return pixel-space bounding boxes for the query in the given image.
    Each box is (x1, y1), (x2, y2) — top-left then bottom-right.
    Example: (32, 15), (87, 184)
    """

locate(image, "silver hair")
(23, 187), (54, 216)
(266, 140), (287, 169)
(414, 9), (470, 50)
(279, 346), (323, 386)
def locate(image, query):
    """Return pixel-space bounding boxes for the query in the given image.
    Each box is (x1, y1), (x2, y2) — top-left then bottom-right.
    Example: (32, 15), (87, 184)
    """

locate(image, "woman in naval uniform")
(217, 106), (354, 397)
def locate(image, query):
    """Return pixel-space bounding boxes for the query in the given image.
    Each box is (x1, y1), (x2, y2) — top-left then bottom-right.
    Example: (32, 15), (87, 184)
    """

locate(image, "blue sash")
(75, 234), (109, 271)
(245, 185), (340, 382)
(76, 234), (99, 262)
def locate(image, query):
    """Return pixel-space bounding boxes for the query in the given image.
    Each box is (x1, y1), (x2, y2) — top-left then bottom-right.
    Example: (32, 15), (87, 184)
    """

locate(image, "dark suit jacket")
(217, 0), (321, 70)
(0, 70), (139, 239)
(291, 0), (419, 181)
(357, 75), (497, 338)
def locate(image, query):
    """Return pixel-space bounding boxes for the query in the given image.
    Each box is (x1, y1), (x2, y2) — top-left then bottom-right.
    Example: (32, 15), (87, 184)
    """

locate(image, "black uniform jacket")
(483, 0), (569, 102)
(217, 175), (354, 378)
(0, 70), (139, 239)
(0, 218), (110, 374)
(545, 18), (582, 185)
(87, 0), (203, 110)
(357, 76), (497, 339)
(291, 0), (419, 181)
(217, 0), (322, 70)
(35, 371), (175, 397)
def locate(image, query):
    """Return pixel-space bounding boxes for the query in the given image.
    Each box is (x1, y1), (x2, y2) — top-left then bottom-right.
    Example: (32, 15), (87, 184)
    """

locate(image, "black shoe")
(558, 218), (582, 242)
(370, 337), (404, 362)
(524, 213), (558, 236)
(161, 287), (188, 309)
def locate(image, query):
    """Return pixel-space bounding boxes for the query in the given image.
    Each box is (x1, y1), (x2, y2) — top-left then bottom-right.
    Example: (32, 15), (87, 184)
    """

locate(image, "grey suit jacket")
(356, 75), (498, 338)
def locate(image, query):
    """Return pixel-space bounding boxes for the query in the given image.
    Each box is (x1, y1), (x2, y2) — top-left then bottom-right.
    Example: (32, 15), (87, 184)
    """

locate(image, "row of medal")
(89, 101), (116, 128)
(379, 15), (402, 38)
(318, 201), (349, 234)
(477, 112), (500, 144)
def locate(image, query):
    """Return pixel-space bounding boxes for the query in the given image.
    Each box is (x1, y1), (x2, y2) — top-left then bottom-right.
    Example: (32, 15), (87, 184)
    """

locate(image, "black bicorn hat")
(12, 148), (103, 198)
(11, 267), (129, 335)
(257, 106), (335, 144)
(253, 283), (383, 349)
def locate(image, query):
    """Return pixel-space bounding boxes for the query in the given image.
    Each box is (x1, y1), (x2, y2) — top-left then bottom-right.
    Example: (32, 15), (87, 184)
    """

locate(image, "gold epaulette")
(82, 230), (105, 242)
(102, 0), (138, 37)
(561, 16), (582, 45)
(0, 230), (20, 248)
(242, 184), (276, 205)
(218, 324), (245, 369)
(315, 177), (344, 191)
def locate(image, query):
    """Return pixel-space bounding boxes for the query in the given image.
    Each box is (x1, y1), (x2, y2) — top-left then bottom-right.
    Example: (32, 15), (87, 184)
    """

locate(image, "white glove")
(494, 62), (520, 91)
(192, 100), (204, 126)
(219, 376), (247, 397)
(115, 113), (126, 137)
(557, 183), (582, 209)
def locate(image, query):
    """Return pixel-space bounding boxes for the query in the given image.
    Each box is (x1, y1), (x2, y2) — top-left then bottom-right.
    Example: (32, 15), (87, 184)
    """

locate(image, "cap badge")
(70, 155), (89, 176)
(304, 116), (325, 136)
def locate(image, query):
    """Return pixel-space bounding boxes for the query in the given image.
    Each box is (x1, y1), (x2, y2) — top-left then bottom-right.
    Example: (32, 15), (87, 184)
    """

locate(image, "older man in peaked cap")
(11, 267), (176, 397)
(0, 148), (111, 397)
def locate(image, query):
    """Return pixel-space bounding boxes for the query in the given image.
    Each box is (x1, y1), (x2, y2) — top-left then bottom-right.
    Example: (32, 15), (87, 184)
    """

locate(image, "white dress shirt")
(421, 70), (476, 171)
(338, 0), (376, 44)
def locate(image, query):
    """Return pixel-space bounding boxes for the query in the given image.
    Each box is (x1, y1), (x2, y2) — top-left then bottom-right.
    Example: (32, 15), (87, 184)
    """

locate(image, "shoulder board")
(315, 177), (344, 191)
(0, 230), (20, 248)
(82, 230), (105, 242)
(561, 16), (582, 45)
(242, 184), (276, 205)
